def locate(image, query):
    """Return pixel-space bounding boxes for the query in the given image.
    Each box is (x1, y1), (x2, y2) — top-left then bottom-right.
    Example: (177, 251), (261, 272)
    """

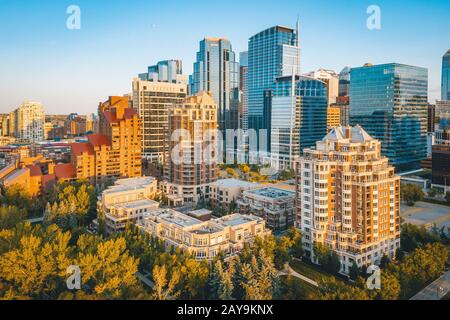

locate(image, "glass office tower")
(442, 50), (450, 101)
(192, 37), (240, 136)
(138, 60), (184, 84)
(350, 63), (428, 171)
(247, 26), (300, 134)
(269, 75), (327, 170)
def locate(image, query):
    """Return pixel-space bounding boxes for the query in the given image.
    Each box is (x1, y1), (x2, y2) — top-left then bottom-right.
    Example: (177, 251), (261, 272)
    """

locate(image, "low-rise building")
(98, 177), (159, 233)
(137, 209), (270, 261)
(208, 178), (259, 210)
(237, 187), (295, 231)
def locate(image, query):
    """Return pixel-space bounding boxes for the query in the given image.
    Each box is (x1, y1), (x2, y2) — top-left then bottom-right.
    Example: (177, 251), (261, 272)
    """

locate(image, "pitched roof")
(27, 165), (42, 177)
(54, 163), (76, 180)
(87, 134), (110, 147)
(70, 142), (94, 156)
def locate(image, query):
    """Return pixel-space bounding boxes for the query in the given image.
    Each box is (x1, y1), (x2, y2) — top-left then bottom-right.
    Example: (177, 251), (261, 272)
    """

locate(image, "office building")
(139, 60), (187, 84)
(442, 50), (450, 101)
(305, 69), (339, 106)
(132, 78), (187, 164)
(327, 106), (341, 131)
(268, 75), (328, 170)
(350, 63), (428, 171)
(247, 25), (300, 140)
(338, 66), (351, 97)
(137, 209), (270, 261)
(427, 103), (436, 133)
(296, 126), (401, 273)
(431, 144), (450, 193)
(191, 37), (240, 151)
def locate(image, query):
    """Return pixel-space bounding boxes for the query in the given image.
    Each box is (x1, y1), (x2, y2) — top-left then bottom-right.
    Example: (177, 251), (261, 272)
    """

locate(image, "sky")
(0, 0), (449, 115)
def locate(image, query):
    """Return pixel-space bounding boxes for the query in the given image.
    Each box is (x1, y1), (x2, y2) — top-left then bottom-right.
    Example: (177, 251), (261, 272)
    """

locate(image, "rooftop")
(111, 199), (159, 211)
(215, 214), (262, 227)
(103, 177), (157, 195)
(246, 187), (295, 199)
(211, 178), (257, 189)
(324, 125), (373, 143)
(188, 208), (212, 218)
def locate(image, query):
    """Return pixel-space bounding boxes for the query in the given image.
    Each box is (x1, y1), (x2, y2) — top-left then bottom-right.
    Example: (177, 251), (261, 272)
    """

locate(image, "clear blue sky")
(0, 0), (449, 114)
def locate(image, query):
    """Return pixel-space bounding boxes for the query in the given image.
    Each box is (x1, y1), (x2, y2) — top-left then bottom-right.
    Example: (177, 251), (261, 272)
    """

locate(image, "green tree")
(75, 235), (140, 299)
(238, 250), (279, 300)
(0, 206), (27, 230)
(210, 258), (236, 300)
(349, 262), (360, 281)
(318, 277), (370, 300)
(401, 184), (424, 206)
(151, 264), (180, 300)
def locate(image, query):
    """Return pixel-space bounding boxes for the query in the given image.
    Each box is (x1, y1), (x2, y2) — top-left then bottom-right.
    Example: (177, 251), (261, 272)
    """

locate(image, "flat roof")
(246, 187), (295, 199)
(111, 199), (159, 210)
(144, 208), (203, 228)
(215, 214), (261, 227)
(211, 178), (257, 188)
(189, 209), (212, 217)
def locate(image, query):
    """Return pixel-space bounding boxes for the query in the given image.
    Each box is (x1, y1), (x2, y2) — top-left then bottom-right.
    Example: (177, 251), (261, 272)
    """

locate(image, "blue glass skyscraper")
(442, 50), (450, 100)
(273, 75), (328, 153)
(350, 63), (428, 171)
(247, 26), (300, 134)
(192, 37), (240, 134)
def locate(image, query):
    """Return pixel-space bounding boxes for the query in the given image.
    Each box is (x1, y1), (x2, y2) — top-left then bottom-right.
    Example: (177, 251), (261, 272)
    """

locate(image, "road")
(410, 270), (450, 300)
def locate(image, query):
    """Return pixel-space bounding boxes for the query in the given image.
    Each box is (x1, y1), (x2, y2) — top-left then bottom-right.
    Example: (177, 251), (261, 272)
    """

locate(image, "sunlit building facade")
(296, 126), (401, 273)
(350, 63), (428, 171)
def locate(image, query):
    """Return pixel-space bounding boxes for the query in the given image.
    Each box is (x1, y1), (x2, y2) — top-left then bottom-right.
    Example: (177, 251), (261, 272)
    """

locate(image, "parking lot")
(401, 201), (450, 231)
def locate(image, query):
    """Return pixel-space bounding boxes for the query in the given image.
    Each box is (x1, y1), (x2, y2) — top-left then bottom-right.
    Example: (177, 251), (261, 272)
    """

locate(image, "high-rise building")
(247, 25), (300, 138)
(139, 60), (187, 84)
(71, 96), (142, 185)
(338, 66), (351, 97)
(305, 69), (339, 106)
(427, 103), (436, 133)
(163, 92), (218, 205)
(268, 75), (328, 170)
(327, 106), (341, 131)
(431, 144), (450, 193)
(192, 37), (240, 143)
(132, 78), (187, 165)
(12, 102), (45, 143)
(330, 96), (350, 127)
(238, 51), (249, 162)
(0, 114), (9, 137)
(239, 51), (249, 133)
(350, 63), (428, 171)
(435, 100), (450, 129)
(442, 50), (450, 101)
(296, 126), (401, 273)
(86, 113), (99, 133)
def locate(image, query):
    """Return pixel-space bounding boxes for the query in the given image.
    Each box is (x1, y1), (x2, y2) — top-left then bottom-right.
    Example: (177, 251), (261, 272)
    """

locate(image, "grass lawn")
(289, 259), (331, 281)
(279, 275), (319, 300)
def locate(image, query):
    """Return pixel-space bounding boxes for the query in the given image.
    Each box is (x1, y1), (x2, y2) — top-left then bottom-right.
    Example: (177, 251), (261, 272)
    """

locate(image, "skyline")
(0, 0), (449, 114)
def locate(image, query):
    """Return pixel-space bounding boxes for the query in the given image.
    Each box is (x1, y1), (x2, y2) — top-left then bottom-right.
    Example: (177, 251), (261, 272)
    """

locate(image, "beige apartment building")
(237, 187), (296, 231)
(164, 92), (219, 205)
(296, 125), (401, 274)
(132, 78), (187, 165)
(208, 178), (259, 210)
(11, 102), (45, 143)
(98, 177), (159, 233)
(137, 209), (270, 260)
